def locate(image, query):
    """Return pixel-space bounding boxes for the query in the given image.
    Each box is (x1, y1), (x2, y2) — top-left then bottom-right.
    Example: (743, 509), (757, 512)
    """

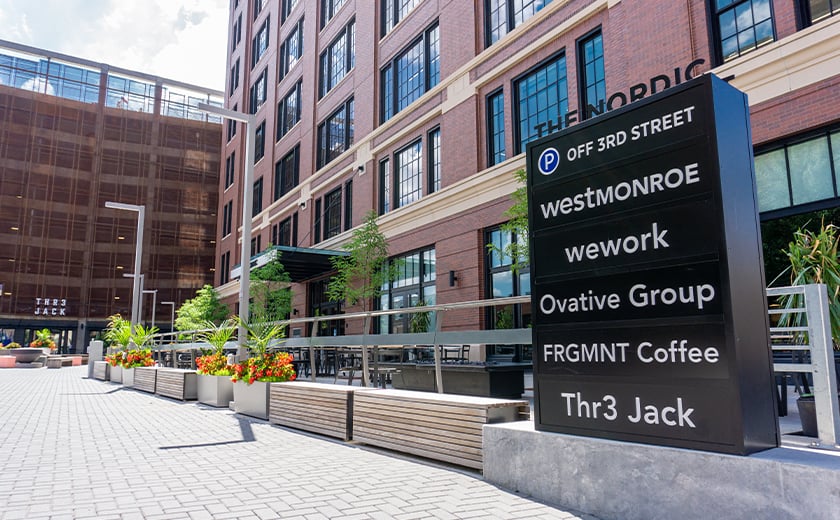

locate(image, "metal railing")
(768, 284), (840, 447)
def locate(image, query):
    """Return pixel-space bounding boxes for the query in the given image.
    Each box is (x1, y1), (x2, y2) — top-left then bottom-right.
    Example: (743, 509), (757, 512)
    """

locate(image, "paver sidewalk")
(0, 367), (597, 520)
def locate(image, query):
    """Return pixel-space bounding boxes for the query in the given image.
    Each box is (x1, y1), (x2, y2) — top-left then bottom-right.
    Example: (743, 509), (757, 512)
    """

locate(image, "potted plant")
(796, 393), (817, 437)
(120, 324), (158, 387)
(231, 318), (295, 419)
(196, 319), (237, 407)
(103, 315), (131, 383)
(30, 328), (57, 354)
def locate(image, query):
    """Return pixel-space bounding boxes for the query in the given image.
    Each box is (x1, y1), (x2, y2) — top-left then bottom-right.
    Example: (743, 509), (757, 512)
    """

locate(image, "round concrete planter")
(3, 348), (45, 364)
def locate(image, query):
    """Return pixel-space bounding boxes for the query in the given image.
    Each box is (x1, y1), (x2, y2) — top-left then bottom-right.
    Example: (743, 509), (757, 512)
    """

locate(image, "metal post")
(161, 301), (176, 335)
(433, 310), (444, 393)
(106, 202), (145, 334)
(804, 284), (840, 446)
(142, 290), (157, 329)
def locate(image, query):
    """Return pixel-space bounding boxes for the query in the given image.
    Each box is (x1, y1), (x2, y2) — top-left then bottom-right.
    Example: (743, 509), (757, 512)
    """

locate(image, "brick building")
(218, 0), (840, 361)
(0, 41), (223, 352)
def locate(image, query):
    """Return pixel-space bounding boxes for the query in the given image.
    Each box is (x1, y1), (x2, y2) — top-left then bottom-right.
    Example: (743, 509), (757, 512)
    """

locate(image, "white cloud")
(0, 0), (228, 91)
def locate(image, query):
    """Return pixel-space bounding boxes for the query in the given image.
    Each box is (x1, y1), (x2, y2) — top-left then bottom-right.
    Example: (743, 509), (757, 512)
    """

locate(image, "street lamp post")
(106, 202), (145, 333)
(142, 289), (158, 329)
(160, 301), (176, 335)
(197, 102), (255, 359)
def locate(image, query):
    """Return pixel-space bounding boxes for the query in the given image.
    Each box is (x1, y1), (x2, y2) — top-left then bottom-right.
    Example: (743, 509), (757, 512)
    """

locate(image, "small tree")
(251, 249), (293, 323)
(487, 168), (529, 273)
(326, 210), (392, 316)
(175, 285), (230, 332)
(104, 314), (132, 348)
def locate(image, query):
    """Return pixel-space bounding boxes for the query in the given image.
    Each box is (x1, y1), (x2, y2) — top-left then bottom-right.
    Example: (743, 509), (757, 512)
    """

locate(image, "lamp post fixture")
(160, 301), (176, 336)
(142, 289), (158, 329)
(106, 201), (145, 333)
(197, 102), (256, 358)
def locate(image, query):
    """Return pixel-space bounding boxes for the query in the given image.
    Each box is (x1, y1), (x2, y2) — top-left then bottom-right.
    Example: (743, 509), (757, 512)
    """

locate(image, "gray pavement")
(0, 367), (598, 520)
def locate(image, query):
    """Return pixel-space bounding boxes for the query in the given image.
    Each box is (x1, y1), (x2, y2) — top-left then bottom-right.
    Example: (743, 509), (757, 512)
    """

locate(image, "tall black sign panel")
(527, 74), (779, 455)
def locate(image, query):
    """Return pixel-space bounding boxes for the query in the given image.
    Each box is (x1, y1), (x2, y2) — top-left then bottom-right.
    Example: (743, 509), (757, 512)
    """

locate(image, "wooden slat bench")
(155, 368), (198, 401)
(133, 367), (158, 393)
(93, 361), (110, 380)
(269, 382), (378, 441)
(353, 389), (529, 470)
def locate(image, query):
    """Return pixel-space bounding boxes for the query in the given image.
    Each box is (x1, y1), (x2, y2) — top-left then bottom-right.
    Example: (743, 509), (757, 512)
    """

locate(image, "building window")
(226, 104), (238, 142)
(380, 248), (436, 333)
(428, 128), (441, 193)
(322, 0), (348, 28)
(799, 0), (840, 26)
(282, 0), (300, 22)
(344, 179), (353, 231)
(323, 187), (343, 239)
(229, 58), (240, 96)
(755, 127), (840, 216)
(319, 20), (355, 98)
(249, 68), (268, 114)
(713, 0), (774, 63)
(272, 214), (297, 246)
(280, 18), (304, 80)
(232, 13), (243, 52)
(220, 251), (231, 284)
(314, 198), (322, 243)
(485, 0), (552, 47)
(578, 29), (606, 120)
(487, 90), (506, 166)
(485, 226), (531, 361)
(225, 151), (236, 189)
(277, 80), (302, 140)
(255, 120), (266, 163)
(381, 23), (440, 122)
(222, 200), (233, 236)
(396, 140), (423, 208)
(253, 177), (264, 216)
(379, 158), (391, 215)
(251, 235), (262, 257)
(274, 145), (300, 200)
(254, 0), (267, 20)
(382, 0), (422, 35)
(317, 97), (354, 168)
(514, 54), (568, 154)
(252, 17), (270, 69)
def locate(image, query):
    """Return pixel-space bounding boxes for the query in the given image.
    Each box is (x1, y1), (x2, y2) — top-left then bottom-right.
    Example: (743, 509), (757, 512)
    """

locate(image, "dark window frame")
(274, 145), (300, 201)
(428, 127), (441, 194)
(323, 186), (343, 240)
(344, 179), (353, 231)
(251, 16), (271, 69)
(710, 0), (775, 64)
(319, 19), (355, 98)
(321, 0), (348, 28)
(282, 0), (300, 22)
(381, 0), (422, 36)
(249, 68), (268, 114)
(484, 0), (552, 48)
(279, 17), (304, 80)
(576, 27), (606, 121)
(512, 51), (568, 155)
(253, 177), (264, 216)
(395, 138), (423, 209)
(380, 22), (440, 123)
(277, 80), (302, 141)
(225, 151), (236, 189)
(254, 120), (266, 163)
(487, 88), (506, 167)
(316, 97), (354, 169)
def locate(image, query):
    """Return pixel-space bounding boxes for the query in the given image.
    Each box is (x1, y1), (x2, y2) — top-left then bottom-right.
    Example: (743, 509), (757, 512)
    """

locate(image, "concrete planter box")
(122, 367), (135, 387)
(3, 347), (44, 364)
(233, 380), (270, 419)
(155, 369), (198, 401)
(197, 374), (235, 407)
(133, 367), (158, 393)
(93, 361), (110, 380)
(389, 362), (528, 398)
(110, 364), (123, 383)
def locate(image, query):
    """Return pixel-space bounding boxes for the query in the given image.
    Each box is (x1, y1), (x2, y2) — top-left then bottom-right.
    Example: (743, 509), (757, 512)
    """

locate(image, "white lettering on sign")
(564, 222), (669, 263)
(34, 297), (68, 316)
(627, 397), (696, 428)
(628, 283), (715, 310)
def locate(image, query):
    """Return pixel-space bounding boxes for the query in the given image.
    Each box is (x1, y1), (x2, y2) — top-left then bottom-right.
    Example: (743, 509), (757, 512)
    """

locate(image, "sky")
(0, 0), (229, 92)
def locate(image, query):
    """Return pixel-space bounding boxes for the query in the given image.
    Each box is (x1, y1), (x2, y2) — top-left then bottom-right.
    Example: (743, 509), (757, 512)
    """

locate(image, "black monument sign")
(527, 74), (779, 455)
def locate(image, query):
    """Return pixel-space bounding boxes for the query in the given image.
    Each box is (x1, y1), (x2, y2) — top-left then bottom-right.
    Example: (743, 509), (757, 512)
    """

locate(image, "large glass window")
(800, 0), (840, 25)
(322, 0), (348, 27)
(252, 17), (270, 68)
(382, 0), (422, 35)
(428, 128), (441, 193)
(714, 0), (774, 63)
(319, 20), (355, 98)
(485, 227), (531, 361)
(220, 251), (231, 285)
(277, 80), (302, 140)
(755, 127), (840, 215)
(253, 177), (264, 216)
(254, 120), (266, 163)
(487, 90), (506, 166)
(226, 104), (238, 142)
(317, 98), (354, 168)
(514, 54), (568, 154)
(272, 214), (297, 247)
(280, 18), (304, 80)
(225, 151), (236, 189)
(249, 68), (268, 113)
(344, 179), (353, 231)
(323, 187), (343, 240)
(229, 58), (240, 97)
(274, 146), (300, 201)
(232, 13), (243, 52)
(485, 0), (552, 47)
(379, 158), (391, 215)
(222, 200), (233, 236)
(578, 30), (606, 120)
(380, 248), (436, 334)
(381, 23), (440, 123)
(282, 0), (300, 22)
(254, 0), (267, 20)
(396, 140), (423, 208)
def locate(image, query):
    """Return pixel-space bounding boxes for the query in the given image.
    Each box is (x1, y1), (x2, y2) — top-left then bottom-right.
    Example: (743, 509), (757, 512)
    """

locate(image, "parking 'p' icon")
(538, 147), (560, 176)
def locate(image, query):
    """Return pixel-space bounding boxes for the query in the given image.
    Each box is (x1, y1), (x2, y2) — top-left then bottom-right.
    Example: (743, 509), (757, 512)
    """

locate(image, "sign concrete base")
(484, 421), (840, 520)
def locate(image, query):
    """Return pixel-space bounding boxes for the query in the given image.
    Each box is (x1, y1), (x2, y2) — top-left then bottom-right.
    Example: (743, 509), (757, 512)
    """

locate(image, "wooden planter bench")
(268, 382), (377, 441)
(353, 389), (529, 470)
(155, 368), (197, 401)
(133, 367), (158, 393)
(93, 361), (110, 380)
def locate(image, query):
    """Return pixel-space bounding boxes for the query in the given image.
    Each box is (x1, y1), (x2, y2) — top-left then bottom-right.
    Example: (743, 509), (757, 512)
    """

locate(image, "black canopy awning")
(272, 245), (346, 282)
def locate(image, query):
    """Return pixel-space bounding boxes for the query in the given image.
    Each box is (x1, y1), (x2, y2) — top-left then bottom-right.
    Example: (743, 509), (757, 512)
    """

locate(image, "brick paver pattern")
(0, 367), (598, 520)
